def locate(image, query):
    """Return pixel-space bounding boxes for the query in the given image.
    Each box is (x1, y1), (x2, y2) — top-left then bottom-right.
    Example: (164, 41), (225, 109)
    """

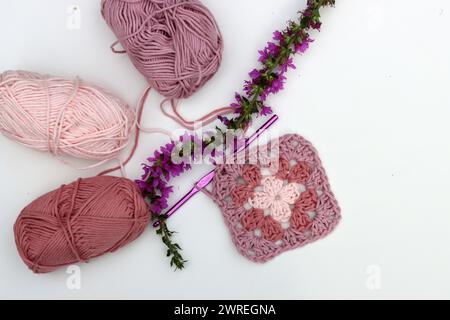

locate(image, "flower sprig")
(222, 0), (335, 130)
(137, 0), (335, 270)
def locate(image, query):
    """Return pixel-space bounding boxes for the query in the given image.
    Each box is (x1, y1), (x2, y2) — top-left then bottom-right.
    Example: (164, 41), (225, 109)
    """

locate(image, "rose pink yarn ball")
(0, 70), (136, 165)
(14, 176), (150, 273)
(101, 0), (223, 99)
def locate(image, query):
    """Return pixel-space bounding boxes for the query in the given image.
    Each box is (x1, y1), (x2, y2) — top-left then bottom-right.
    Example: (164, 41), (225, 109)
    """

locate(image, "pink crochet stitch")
(207, 134), (341, 263)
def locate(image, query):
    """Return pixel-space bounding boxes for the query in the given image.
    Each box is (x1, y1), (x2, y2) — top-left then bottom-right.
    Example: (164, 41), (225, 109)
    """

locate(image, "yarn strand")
(109, 1), (188, 54)
(160, 98), (235, 131)
(97, 86), (171, 177)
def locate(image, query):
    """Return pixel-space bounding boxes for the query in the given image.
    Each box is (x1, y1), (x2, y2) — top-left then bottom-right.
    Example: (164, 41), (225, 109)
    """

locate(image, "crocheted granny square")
(209, 134), (341, 263)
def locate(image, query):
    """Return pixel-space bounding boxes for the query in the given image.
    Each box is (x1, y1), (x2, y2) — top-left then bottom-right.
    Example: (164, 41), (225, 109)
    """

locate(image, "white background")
(1, 0), (450, 300)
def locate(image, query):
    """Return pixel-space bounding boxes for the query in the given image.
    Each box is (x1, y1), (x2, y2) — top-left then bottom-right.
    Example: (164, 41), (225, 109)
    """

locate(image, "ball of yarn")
(14, 176), (150, 273)
(0, 70), (136, 164)
(101, 0), (223, 99)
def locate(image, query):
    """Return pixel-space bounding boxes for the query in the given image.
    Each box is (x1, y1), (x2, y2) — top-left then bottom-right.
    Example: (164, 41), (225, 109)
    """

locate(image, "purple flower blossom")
(260, 88), (270, 102)
(258, 49), (269, 63)
(136, 138), (192, 214)
(148, 181), (174, 214)
(230, 92), (243, 112)
(249, 69), (261, 80)
(136, 179), (150, 192)
(267, 42), (280, 56)
(269, 74), (286, 94)
(260, 105), (273, 116)
(273, 31), (283, 42)
(243, 80), (253, 96)
(218, 115), (230, 126)
(280, 57), (296, 73)
(295, 38), (314, 54)
(303, 9), (313, 17)
(311, 21), (322, 30)
(230, 102), (240, 109)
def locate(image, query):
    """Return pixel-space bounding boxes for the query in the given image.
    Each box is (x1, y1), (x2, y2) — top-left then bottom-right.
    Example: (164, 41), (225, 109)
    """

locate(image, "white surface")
(1, 0), (450, 300)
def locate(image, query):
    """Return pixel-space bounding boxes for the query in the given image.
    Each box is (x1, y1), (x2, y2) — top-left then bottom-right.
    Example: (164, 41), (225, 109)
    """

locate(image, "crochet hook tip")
(152, 170), (215, 228)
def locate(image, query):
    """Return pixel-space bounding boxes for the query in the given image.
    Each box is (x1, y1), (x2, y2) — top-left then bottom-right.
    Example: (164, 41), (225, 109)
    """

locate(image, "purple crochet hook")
(153, 114), (279, 227)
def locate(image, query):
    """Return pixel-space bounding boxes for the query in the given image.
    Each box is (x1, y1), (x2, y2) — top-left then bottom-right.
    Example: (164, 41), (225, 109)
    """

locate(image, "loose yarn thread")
(101, 0), (233, 129)
(14, 176), (150, 273)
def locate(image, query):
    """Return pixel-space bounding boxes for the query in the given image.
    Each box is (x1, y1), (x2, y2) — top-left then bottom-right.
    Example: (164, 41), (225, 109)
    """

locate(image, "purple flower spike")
(138, 0), (336, 270)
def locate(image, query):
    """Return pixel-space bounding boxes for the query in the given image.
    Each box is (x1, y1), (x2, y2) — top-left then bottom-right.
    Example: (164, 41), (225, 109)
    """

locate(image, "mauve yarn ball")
(101, 0), (223, 99)
(14, 176), (150, 273)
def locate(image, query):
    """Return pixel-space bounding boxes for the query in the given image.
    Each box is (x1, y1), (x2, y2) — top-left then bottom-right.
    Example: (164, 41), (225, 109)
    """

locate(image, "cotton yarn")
(14, 176), (150, 273)
(0, 70), (136, 167)
(101, 0), (223, 100)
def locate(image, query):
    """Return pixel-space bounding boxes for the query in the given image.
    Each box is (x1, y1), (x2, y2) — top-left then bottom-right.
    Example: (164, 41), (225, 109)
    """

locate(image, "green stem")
(156, 215), (187, 270)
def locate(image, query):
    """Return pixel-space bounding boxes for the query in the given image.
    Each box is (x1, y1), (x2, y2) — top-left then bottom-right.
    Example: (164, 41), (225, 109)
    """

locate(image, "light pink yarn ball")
(0, 70), (136, 163)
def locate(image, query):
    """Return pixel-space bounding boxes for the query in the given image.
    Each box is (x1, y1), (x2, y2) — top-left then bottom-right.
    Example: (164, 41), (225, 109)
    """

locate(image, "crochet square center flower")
(210, 134), (341, 263)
